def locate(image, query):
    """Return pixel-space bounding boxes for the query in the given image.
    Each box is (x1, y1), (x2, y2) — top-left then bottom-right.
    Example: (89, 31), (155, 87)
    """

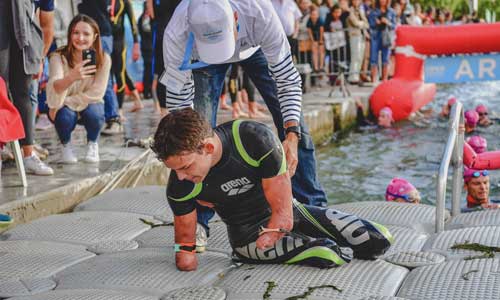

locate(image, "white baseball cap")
(188, 0), (236, 64)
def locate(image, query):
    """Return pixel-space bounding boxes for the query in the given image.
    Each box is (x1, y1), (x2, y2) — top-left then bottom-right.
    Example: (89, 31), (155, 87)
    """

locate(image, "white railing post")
(435, 102), (463, 233)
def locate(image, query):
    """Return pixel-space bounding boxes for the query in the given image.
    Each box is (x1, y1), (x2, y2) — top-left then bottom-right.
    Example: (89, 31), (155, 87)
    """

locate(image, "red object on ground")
(463, 142), (500, 170)
(370, 23), (500, 121)
(0, 76), (25, 143)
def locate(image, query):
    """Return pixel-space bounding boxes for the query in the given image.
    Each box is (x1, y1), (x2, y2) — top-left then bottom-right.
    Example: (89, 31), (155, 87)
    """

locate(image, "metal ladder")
(435, 102), (464, 232)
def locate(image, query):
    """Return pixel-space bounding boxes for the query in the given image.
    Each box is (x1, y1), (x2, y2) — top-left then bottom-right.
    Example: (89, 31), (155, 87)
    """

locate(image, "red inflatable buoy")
(370, 23), (500, 121)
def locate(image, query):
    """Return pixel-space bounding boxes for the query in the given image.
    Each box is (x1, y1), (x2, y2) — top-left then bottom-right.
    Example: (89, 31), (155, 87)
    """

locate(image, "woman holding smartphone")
(46, 14), (109, 164)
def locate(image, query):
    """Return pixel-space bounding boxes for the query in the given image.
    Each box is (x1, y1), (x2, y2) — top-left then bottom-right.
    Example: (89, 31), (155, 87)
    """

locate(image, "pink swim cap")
(466, 135), (487, 153)
(447, 97), (457, 107)
(379, 107), (393, 120)
(463, 167), (489, 183)
(464, 110), (479, 127)
(475, 104), (488, 114)
(385, 178), (417, 201)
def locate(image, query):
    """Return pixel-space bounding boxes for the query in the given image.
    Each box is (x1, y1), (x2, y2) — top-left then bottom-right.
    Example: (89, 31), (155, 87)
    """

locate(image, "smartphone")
(82, 49), (96, 67)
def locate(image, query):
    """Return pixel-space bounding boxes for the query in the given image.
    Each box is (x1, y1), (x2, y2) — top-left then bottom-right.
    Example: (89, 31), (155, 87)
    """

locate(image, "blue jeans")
(101, 35), (119, 121)
(53, 104), (105, 144)
(192, 49), (327, 231)
(370, 31), (390, 66)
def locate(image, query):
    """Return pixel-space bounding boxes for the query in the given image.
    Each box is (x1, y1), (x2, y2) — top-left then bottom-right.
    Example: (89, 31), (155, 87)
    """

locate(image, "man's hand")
(132, 43), (141, 61)
(256, 216), (293, 250)
(48, 108), (58, 121)
(282, 133), (299, 176)
(146, 0), (155, 19)
(175, 252), (198, 271)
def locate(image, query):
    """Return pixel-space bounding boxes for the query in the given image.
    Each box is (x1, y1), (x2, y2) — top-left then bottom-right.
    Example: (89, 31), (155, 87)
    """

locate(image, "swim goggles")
(478, 112), (488, 116)
(465, 170), (489, 178)
(386, 191), (417, 203)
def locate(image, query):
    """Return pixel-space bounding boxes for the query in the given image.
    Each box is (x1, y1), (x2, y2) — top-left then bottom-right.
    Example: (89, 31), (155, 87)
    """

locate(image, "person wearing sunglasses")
(463, 168), (499, 210)
(475, 104), (493, 127)
(385, 178), (421, 204)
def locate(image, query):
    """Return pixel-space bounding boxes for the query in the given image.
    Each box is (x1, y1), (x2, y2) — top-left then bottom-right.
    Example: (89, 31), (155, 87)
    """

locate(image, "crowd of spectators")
(278, 0), (489, 87)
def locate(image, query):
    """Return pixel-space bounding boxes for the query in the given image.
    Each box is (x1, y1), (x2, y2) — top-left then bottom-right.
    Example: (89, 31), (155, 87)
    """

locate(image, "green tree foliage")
(413, 0), (498, 21)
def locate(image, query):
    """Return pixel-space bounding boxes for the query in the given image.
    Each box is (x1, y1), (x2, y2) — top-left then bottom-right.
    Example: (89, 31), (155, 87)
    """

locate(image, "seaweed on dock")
(284, 285), (343, 300)
(139, 218), (173, 228)
(263, 281), (277, 300)
(451, 241), (500, 260)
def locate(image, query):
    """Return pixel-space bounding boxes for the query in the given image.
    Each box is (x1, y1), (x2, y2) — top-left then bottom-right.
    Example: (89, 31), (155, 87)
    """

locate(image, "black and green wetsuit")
(167, 120), (393, 268)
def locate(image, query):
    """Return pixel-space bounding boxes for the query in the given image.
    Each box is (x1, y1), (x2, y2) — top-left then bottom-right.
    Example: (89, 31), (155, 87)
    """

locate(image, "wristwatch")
(285, 125), (301, 140)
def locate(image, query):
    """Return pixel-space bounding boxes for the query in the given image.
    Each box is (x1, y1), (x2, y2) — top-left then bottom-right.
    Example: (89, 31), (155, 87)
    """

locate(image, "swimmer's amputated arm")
(173, 210), (198, 271)
(256, 173), (294, 250)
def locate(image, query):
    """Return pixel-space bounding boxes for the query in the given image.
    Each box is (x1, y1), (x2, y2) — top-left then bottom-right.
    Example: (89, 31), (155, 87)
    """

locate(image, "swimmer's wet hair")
(151, 108), (213, 160)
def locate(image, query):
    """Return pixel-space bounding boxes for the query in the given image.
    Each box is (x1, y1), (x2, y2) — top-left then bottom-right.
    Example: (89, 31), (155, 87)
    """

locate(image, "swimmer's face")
(164, 142), (214, 183)
(465, 176), (490, 204)
(378, 112), (392, 128)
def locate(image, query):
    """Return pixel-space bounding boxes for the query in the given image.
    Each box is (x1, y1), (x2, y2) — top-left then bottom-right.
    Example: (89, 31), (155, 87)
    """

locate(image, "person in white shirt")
(271, 0), (302, 61)
(161, 0), (328, 242)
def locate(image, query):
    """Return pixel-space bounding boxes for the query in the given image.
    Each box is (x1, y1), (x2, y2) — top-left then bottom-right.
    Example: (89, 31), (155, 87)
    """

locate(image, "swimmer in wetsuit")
(152, 108), (393, 271)
(110, 0), (143, 115)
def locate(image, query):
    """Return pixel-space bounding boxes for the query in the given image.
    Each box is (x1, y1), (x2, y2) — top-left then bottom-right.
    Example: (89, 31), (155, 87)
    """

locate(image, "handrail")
(435, 102), (464, 233)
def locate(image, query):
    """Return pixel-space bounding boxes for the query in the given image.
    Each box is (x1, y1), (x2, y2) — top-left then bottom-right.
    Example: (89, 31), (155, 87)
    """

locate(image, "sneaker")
(101, 120), (123, 136)
(195, 223), (208, 253)
(24, 154), (54, 176)
(61, 144), (78, 164)
(84, 142), (99, 163)
(35, 114), (52, 131)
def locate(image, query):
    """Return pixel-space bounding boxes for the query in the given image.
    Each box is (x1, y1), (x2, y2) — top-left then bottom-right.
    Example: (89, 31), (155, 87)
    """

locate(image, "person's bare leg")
(22, 145), (33, 158)
(371, 65), (378, 83)
(219, 94), (232, 110)
(232, 92), (248, 119)
(382, 64), (389, 81)
(129, 89), (144, 112)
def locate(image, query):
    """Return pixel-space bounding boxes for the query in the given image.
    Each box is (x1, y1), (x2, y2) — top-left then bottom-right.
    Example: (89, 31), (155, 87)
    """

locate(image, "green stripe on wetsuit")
(232, 120), (287, 175)
(169, 182), (202, 201)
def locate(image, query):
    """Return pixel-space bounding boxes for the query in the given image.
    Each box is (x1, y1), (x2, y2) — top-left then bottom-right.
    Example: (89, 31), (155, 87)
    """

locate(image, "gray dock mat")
(382, 225), (429, 257)
(397, 258), (500, 300)
(422, 225), (500, 259)
(384, 251), (446, 269)
(74, 186), (173, 222)
(447, 210), (500, 228)
(6, 289), (159, 300)
(330, 201), (448, 233)
(1, 211), (151, 246)
(161, 287), (226, 300)
(217, 259), (408, 300)
(0, 240), (94, 298)
(55, 248), (235, 297)
(135, 222), (231, 253)
(357, 297), (409, 300)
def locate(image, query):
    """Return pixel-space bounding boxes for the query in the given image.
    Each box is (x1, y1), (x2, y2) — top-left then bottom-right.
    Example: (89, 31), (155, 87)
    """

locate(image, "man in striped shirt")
(161, 0), (328, 242)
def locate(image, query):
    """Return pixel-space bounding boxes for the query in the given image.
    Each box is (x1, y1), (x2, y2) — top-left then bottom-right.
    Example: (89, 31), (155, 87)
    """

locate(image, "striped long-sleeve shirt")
(160, 0), (302, 124)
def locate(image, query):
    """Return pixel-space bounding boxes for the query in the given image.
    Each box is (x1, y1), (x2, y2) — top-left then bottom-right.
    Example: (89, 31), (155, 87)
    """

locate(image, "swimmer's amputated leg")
(232, 234), (353, 269)
(292, 200), (393, 259)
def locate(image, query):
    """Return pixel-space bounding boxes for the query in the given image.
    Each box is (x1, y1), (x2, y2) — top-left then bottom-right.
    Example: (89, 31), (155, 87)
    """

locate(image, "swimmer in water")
(466, 135), (487, 154)
(385, 178), (421, 204)
(476, 104), (493, 127)
(355, 100), (393, 129)
(464, 110), (479, 134)
(439, 97), (456, 118)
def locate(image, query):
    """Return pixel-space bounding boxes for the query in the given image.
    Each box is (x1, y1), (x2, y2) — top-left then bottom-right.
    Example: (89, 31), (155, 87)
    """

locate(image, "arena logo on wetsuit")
(220, 177), (255, 196)
(325, 209), (370, 245)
